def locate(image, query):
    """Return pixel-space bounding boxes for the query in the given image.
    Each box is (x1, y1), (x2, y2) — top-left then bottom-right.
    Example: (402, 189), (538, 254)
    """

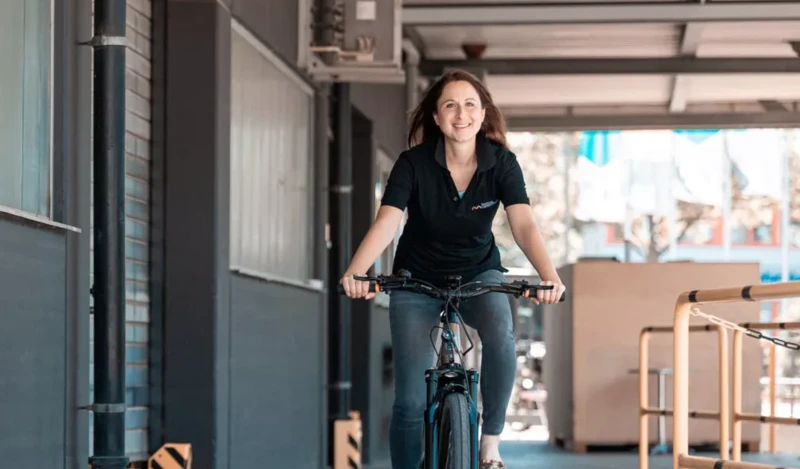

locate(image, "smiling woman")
(338, 68), (566, 469)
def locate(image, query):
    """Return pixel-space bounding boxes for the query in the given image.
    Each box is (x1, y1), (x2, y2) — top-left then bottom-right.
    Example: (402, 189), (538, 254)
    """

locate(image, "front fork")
(424, 369), (438, 469)
(422, 369), (481, 469)
(468, 370), (480, 469)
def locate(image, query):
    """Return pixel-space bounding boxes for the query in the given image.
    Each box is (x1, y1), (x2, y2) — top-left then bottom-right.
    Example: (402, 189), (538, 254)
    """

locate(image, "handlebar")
(336, 270), (566, 303)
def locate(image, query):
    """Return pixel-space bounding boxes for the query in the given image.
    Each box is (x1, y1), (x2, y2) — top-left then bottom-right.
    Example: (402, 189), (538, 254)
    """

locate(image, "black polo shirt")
(380, 132), (530, 287)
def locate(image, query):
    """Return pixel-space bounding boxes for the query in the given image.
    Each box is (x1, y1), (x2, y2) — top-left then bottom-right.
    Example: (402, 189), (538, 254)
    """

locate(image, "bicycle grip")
(336, 283), (380, 295)
(525, 288), (567, 303)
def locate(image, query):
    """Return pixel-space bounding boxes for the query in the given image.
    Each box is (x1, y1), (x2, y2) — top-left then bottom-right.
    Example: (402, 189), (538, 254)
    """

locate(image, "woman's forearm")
(345, 206), (405, 275)
(509, 212), (560, 281)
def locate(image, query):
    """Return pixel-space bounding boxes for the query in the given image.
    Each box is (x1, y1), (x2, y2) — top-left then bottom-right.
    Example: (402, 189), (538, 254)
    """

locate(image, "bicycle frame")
(423, 276), (480, 469)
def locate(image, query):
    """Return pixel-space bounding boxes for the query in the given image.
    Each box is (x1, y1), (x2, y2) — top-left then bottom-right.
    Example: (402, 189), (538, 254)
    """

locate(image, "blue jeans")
(387, 269), (516, 469)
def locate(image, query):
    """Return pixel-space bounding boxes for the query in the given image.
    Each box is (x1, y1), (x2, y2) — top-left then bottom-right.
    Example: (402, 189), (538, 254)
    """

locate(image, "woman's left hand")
(525, 279), (566, 305)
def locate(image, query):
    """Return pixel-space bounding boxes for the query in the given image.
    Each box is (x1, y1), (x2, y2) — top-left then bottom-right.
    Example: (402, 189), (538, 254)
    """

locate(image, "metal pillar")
(314, 82), (332, 469)
(404, 40), (420, 120)
(329, 82), (353, 419)
(89, 0), (128, 467)
(315, 84), (332, 281)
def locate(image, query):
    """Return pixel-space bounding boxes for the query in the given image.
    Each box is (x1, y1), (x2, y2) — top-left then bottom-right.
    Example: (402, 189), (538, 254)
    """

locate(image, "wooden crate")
(543, 260), (763, 449)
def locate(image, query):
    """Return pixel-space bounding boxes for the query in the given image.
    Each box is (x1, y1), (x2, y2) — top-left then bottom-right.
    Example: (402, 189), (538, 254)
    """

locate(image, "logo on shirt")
(472, 199), (499, 211)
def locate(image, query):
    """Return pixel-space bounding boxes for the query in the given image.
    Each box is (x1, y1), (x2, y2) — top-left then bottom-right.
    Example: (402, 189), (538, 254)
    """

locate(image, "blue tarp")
(577, 130), (619, 166)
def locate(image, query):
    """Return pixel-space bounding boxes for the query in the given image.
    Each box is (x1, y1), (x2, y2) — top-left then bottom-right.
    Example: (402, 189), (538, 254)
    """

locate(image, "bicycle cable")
(690, 306), (800, 351)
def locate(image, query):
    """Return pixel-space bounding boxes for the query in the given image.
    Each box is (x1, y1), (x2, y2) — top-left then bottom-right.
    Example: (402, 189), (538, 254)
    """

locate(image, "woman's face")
(433, 80), (486, 144)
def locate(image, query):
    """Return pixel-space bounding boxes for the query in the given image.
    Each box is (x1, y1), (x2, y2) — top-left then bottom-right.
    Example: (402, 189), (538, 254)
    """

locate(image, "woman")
(340, 69), (565, 469)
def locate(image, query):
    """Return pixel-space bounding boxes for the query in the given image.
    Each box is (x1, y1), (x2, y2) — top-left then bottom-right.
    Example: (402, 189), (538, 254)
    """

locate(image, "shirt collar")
(434, 131), (498, 172)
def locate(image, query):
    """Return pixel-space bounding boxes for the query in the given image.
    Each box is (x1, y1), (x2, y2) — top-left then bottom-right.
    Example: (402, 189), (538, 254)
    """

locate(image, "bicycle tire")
(437, 392), (471, 469)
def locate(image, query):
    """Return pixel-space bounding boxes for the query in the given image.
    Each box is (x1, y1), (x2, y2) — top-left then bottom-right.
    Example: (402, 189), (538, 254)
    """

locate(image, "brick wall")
(123, 0), (152, 461)
(90, 0), (153, 462)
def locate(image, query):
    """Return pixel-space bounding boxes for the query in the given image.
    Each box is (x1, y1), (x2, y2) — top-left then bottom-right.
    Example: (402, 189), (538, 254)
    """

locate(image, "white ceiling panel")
(485, 73), (800, 107)
(486, 74), (674, 106)
(417, 23), (682, 59)
(699, 21), (800, 42)
(685, 74), (800, 102)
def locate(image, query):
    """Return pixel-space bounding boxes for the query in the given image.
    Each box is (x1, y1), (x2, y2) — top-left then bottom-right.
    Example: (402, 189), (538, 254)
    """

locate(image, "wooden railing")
(638, 324), (729, 469)
(672, 281), (800, 469)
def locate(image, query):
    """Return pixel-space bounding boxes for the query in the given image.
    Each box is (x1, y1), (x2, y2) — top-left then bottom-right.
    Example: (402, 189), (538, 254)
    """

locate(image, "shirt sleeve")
(381, 153), (414, 210)
(499, 151), (530, 207)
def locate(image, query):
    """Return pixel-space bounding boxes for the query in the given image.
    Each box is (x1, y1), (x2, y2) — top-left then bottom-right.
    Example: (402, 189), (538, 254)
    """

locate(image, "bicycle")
(338, 269), (565, 469)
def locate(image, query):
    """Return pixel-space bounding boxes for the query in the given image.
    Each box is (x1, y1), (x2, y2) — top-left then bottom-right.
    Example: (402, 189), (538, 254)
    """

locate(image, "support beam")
(669, 23), (704, 113)
(403, 2), (800, 26)
(759, 99), (790, 112)
(506, 112), (800, 132)
(162, 3), (233, 468)
(420, 57), (800, 77)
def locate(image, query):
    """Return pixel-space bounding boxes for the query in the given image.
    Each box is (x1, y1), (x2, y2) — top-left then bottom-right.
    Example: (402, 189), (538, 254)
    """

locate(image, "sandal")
(480, 460), (506, 468)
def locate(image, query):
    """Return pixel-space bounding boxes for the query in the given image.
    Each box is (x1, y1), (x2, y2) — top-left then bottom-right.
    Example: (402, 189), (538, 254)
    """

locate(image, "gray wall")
(0, 220), (68, 468)
(352, 83), (409, 158)
(231, 0), (297, 67)
(229, 275), (325, 468)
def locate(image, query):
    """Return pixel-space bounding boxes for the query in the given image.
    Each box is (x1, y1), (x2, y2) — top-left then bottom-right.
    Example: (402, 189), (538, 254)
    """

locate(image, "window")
(229, 21), (315, 283)
(0, 0), (52, 217)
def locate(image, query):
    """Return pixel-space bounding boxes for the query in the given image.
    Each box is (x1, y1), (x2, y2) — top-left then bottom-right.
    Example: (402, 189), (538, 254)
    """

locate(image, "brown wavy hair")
(407, 69), (507, 149)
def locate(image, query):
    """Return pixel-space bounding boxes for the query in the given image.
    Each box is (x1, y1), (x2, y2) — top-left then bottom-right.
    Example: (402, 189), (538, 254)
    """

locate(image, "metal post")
(90, 0), (128, 467)
(329, 82), (353, 418)
(404, 41), (420, 123)
(315, 83), (332, 281)
(314, 82), (332, 469)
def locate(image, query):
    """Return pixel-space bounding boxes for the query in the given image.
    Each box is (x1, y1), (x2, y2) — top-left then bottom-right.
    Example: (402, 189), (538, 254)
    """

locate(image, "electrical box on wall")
(305, 0), (405, 83)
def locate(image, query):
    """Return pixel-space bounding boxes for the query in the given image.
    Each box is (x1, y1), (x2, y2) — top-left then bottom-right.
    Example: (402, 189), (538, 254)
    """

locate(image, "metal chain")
(690, 307), (800, 351)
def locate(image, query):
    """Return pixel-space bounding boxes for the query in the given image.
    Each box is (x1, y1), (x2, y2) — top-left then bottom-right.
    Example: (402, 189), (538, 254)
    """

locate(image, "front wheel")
(437, 392), (471, 469)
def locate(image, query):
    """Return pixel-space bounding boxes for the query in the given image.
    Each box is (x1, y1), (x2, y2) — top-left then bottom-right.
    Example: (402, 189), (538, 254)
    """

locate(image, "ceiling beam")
(759, 100), (791, 112)
(419, 57), (800, 76)
(669, 23), (704, 113)
(506, 112), (800, 132)
(403, 2), (800, 26)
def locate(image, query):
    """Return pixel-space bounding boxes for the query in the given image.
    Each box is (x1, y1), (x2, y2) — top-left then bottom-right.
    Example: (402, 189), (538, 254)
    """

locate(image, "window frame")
(228, 19), (319, 291)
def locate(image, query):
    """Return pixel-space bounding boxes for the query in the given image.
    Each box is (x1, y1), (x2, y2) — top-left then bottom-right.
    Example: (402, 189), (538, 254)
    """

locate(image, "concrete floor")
(368, 442), (800, 469)
(500, 441), (800, 469)
(367, 427), (800, 469)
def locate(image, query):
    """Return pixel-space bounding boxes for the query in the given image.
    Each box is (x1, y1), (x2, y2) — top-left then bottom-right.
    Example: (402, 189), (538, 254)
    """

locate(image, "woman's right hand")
(340, 272), (377, 300)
